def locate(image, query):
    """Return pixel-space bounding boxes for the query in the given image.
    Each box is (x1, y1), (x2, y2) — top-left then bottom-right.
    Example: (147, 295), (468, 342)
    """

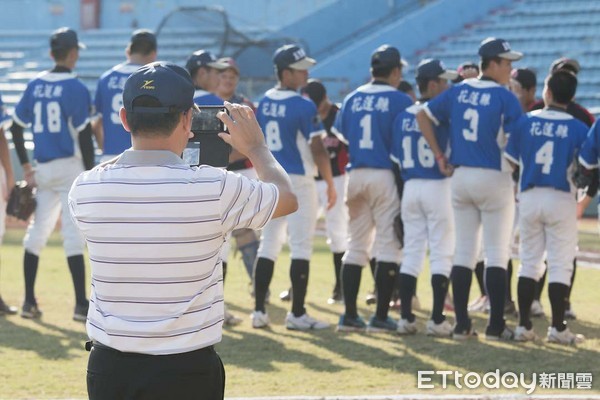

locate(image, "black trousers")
(87, 343), (225, 400)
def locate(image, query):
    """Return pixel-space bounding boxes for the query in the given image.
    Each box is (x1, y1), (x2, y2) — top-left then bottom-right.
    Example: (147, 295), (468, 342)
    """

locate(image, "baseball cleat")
(426, 320), (453, 337)
(396, 318), (418, 335)
(73, 301), (89, 322)
(547, 327), (584, 345)
(21, 302), (42, 319)
(467, 295), (488, 313)
(514, 326), (537, 342)
(530, 300), (545, 317)
(285, 312), (329, 331)
(336, 314), (366, 332)
(250, 310), (270, 329)
(366, 316), (398, 333)
(484, 326), (515, 341)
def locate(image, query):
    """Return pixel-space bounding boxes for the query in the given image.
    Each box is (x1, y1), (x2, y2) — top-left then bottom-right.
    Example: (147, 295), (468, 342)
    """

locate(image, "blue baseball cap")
(478, 38), (522, 61)
(273, 44), (316, 71)
(50, 27), (86, 51)
(416, 59), (458, 80)
(371, 45), (408, 69)
(123, 62), (197, 114)
(185, 50), (228, 75)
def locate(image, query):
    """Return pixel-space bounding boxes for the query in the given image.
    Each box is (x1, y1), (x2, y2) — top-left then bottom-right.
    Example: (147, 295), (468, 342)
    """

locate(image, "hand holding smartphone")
(183, 105), (232, 168)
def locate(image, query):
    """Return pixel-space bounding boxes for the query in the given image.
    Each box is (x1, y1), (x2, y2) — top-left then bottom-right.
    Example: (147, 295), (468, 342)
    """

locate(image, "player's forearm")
(416, 111), (443, 157)
(91, 117), (104, 151)
(9, 121), (29, 165)
(310, 136), (334, 185)
(78, 123), (95, 170)
(0, 128), (14, 182)
(246, 145), (297, 218)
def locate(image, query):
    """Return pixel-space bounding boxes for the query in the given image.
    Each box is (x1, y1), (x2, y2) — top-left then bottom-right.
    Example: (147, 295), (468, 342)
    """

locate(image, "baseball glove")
(6, 181), (36, 221)
(393, 213), (404, 249)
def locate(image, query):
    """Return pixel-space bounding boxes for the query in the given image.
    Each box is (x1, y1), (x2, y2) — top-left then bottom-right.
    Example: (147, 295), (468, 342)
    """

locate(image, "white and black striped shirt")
(68, 150), (278, 355)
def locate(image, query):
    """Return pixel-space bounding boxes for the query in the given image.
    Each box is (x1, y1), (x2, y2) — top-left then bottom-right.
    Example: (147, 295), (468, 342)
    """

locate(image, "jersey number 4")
(401, 135), (434, 169)
(535, 140), (554, 174)
(33, 101), (61, 133)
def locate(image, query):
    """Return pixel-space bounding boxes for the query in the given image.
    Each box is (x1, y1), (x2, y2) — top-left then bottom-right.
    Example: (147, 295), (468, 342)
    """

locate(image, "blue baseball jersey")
(13, 71), (91, 163)
(257, 88), (323, 176)
(193, 89), (223, 106)
(334, 82), (413, 170)
(391, 103), (449, 181)
(579, 120), (600, 169)
(504, 109), (588, 193)
(424, 78), (522, 172)
(95, 62), (140, 155)
(0, 93), (10, 127)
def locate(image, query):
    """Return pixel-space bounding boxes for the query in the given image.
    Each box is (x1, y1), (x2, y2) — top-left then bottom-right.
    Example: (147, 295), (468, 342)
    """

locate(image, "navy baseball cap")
(273, 44), (316, 70)
(511, 68), (537, 89)
(185, 50), (228, 74)
(123, 62), (197, 114)
(550, 57), (580, 75)
(130, 29), (157, 49)
(302, 79), (326, 106)
(50, 27), (86, 51)
(416, 59), (458, 80)
(478, 38), (522, 61)
(371, 45), (408, 68)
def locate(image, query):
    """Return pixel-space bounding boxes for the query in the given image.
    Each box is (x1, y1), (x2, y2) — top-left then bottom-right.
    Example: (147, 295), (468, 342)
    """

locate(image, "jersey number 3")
(33, 101), (61, 134)
(462, 108), (479, 142)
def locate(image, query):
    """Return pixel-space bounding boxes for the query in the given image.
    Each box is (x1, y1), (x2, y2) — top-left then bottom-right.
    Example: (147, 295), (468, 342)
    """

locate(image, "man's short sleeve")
(503, 91), (523, 135)
(504, 115), (524, 165)
(423, 87), (452, 126)
(66, 82), (92, 132)
(579, 121), (600, 169)
(300, 100), (324, 141)
(13, 84), (33, 127)
(220, 171), (279, 234)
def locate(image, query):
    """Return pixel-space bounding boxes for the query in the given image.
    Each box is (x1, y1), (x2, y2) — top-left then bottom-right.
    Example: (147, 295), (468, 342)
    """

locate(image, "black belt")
(85, 340), (214, 355)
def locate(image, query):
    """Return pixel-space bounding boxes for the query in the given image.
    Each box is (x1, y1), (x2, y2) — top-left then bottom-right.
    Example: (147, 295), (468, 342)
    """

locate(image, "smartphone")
(183, 106), (231, 168)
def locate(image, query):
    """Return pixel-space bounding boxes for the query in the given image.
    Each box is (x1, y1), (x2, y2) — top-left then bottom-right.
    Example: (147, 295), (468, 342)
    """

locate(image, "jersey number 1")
(359, 114), (374, 149)
(33, 101), (61, 134)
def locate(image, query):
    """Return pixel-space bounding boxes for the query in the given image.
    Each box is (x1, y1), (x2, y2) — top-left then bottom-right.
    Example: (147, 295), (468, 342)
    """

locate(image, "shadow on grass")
(218, 330), (345, 373)
(0, 316), (87, 360)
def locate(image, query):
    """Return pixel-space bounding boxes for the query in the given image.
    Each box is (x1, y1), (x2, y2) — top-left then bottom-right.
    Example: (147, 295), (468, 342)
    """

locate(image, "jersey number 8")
(265, 120), (283, 151)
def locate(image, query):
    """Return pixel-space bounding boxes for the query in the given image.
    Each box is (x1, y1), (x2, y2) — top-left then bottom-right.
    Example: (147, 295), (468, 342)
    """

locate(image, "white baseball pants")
(316, 174), (348, 254)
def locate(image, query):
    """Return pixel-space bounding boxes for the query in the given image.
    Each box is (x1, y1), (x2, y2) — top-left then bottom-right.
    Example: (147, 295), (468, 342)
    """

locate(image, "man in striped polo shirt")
(68, 62), (298, 400)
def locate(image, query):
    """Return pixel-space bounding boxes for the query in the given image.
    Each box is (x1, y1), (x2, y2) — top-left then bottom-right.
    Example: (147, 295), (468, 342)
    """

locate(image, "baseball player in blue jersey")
(334, 45), (413, 333)
(9, 27), (94, 321)
(252, 44), (336, 330)
(579, 122), (600, 223)
(185, 50), (228, 106)
(417, 38), (523, 340)
(505, 71), (587, 345)
(391, 59), (457, 336)
(0, 93), (17, 315)
(93, 29), (157, 161)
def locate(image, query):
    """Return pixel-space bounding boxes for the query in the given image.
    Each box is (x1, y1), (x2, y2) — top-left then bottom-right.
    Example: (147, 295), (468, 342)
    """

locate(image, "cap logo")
(293, 48), (306, 61)
(141, 80), (155, 90)
(502, 42), (510, 51)
(439, 61), (446, 69)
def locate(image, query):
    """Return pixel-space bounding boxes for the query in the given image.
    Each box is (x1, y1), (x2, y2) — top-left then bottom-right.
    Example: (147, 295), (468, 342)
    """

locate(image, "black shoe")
(74, 300), (89, 322)
(21, 302), (42, 319)
(0, 296), (17, 315)
(279, 287), (291, 302)
(327, 287), (343, 305)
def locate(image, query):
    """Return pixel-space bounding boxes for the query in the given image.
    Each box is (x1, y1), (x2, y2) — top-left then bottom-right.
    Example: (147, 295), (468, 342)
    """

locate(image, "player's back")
(193, 89), (223, 106)
(425, 78), (522, 172)
(392, 103), (449, 181)
(336, 82), (412, 170)
(96, 63), (140, 155)
(508, 109), (588, 193)
(257, 88), (321, 176)
(14, 71), (91, 162)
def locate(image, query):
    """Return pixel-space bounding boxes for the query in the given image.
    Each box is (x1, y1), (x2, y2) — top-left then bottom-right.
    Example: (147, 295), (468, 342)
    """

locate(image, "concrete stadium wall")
(310, 0), (513, 91)
(0, 0), (335, 32)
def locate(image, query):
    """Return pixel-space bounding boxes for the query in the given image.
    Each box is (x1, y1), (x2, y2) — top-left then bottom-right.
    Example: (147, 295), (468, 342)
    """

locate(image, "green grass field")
(0, 225), (598, 399)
